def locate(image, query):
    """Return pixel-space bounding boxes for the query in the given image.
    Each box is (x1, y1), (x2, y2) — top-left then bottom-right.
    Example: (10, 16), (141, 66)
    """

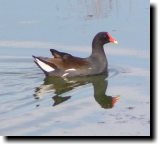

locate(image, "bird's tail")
(33, 55), (56, 75)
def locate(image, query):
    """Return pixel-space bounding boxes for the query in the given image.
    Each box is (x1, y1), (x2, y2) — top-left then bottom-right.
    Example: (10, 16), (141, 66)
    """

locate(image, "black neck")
(91, 39), (106, 58)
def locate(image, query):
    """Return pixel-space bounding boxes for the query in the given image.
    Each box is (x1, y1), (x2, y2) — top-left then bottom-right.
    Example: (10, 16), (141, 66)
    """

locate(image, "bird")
(33, 32), (118, 77)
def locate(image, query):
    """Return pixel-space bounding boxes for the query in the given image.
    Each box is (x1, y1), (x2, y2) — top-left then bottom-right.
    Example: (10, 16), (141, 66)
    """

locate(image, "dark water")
(0, 0), (150, 136)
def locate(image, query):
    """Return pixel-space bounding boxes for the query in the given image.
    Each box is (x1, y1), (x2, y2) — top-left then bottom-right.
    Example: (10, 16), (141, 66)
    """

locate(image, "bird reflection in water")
(34, 74), (120, 109)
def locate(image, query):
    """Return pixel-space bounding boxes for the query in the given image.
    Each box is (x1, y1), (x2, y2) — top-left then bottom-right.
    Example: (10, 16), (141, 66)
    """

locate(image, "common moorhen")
(33, 32), (118, 77)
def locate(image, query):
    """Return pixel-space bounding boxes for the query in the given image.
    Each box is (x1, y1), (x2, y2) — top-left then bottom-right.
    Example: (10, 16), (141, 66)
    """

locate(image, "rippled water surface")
(0, 0), (150, 136)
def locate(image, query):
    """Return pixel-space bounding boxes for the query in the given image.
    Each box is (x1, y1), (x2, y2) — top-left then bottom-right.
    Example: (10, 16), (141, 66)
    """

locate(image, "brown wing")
(48, 55), (90, 70)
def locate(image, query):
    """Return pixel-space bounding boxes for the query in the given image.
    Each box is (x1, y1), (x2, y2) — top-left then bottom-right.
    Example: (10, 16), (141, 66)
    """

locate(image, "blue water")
(0, 0), (150, 136)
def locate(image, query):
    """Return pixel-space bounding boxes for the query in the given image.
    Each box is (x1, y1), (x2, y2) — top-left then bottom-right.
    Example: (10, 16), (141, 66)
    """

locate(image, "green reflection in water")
(34, 74), (120, 109)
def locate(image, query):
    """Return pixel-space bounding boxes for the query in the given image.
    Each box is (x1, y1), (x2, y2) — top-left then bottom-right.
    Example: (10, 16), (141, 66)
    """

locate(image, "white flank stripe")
(35, 58), (55, 72)
(65, 68), (76, 72)
(62, 73), (69, 77)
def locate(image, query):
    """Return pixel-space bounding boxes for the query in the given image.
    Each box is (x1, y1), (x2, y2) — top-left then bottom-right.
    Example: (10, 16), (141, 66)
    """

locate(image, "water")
(0, 0), (150, 136)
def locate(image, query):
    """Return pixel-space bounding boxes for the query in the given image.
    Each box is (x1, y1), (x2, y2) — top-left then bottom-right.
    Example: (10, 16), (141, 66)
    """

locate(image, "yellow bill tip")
(113, 40), (118, 44)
